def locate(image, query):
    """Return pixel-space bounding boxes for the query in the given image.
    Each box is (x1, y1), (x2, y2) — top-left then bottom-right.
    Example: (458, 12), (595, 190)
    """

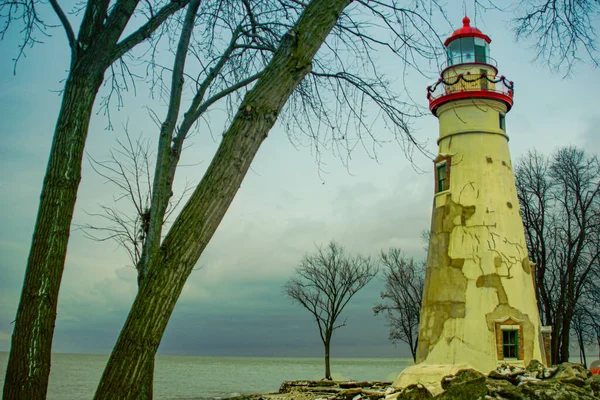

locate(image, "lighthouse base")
(391, 363), (475, 396)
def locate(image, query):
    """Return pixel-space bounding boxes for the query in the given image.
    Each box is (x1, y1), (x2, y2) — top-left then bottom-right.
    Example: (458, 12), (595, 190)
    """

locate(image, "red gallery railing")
(427, 72), (514, 114)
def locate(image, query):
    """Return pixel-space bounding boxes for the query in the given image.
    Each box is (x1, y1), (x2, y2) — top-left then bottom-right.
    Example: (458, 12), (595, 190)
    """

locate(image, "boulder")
(518, 380), (597, 400)
(361, 389), (388, 400)
(541, 366), (558, 379)
(335, 388), (362, 399)
(436, 369), (487, 399)
(440, 369), (485, 390)
(525, 360), (545, 379)
(340, 382), (366, 389)
(485, 378), (528, 400)
(396, 384), (433, 400)
(553, 362), (591, 381)
(488, 364), (526, 385)
(339, 381), (381, 389)
(586, 374), (600, 395)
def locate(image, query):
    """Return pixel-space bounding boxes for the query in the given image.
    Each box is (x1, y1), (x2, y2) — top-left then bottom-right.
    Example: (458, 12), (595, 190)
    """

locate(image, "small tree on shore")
(284, 241), (378, 380)
(373, 248), (424, 362)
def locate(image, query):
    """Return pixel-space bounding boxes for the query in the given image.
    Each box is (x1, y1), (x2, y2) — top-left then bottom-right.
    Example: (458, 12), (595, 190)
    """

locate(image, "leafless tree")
(512, 0), (600, 73)
(515, 146), (600, 364)
(284, 242), (378, 380)
(373, 248), (424, 362)
(80, 129), (193, 270)
(1, 0), (190, 396)
(80, 127), (197, 396)
(572, 304), (598, 368)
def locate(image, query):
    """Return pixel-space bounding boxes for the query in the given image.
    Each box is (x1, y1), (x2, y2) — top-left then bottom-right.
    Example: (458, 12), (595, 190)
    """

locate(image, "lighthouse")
(393, 18), (549, 393)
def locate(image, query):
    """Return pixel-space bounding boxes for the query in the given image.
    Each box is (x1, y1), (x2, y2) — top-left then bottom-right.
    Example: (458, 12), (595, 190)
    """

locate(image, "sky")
(0, 2), (599, 361)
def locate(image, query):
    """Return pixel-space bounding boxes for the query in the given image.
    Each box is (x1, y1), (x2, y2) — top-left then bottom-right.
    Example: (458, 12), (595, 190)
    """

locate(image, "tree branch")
(47, 0), (76, 57)
(110, 0), (191, 63)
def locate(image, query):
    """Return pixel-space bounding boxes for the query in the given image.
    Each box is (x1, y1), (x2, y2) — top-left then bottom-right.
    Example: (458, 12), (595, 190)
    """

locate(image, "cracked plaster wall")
(415, 99), (545, 373)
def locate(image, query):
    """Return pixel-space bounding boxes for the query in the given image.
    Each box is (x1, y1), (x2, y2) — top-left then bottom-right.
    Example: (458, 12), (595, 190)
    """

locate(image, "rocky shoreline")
(224, 361), (600, 400)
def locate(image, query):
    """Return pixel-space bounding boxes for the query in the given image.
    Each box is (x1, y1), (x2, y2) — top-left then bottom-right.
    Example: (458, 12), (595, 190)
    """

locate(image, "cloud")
(580, 115), (600, 157)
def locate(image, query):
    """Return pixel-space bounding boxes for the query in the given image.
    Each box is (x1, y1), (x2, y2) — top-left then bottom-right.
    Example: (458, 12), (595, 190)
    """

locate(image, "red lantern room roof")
(444, 17), (491, 47)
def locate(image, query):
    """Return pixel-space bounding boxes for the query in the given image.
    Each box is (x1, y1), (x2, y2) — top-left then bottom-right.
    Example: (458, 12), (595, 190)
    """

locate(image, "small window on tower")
(499, 113), (506, 131)
(436, 161), (448, 192)
(502, 330), (518, 359)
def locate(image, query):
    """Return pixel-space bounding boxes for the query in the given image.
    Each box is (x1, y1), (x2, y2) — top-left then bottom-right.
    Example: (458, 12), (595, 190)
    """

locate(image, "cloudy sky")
(0, 2), (599, 361)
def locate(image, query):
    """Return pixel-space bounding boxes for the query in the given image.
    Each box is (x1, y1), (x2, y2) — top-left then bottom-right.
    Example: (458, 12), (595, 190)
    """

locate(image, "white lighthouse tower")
(393, 17), (548, 394)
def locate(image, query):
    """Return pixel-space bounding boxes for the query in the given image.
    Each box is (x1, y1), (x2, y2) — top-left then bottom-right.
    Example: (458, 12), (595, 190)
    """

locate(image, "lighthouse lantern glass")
(446, 37), (490, 66)
(474, 38), (489, 62)
(447, 40), (461, 65)
(461, 38), (475, 63)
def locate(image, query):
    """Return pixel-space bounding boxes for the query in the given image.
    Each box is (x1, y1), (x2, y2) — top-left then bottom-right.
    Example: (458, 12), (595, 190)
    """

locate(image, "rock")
(295, 386), (341, 394)
(485, 378), (527, 400)
(440, 369), (486, 390)
(361, 389), (387, 400)
(541, 367), (558, 379)
(518, 379), (597, 399)
(319, 380), (342, 387)
(587, 374), (600, 395)
(525, 360), (545, 379)
(370, 382), (393, 390)
(554, 377), (587, 388)
(340, 381), (375, 389)
(436, 369), (487, 399)
(339, 382), (363, 389)
(396, 384), (433, 400)
(335, 388), (362, 399)
(488, 364), (526, 385)
(553, 362), (591, 381)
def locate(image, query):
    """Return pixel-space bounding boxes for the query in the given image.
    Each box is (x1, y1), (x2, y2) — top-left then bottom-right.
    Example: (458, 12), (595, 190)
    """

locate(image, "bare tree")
(1, 0), (191, 397)
(572, 305), (597, 368)
(80, 129), (195, 397)
(373, 249), (424, 362)
(284, 242), (378, 380)
(515, 146), (600, 364)
(80, 129), (193, 268)
(512, 0), (600, 73)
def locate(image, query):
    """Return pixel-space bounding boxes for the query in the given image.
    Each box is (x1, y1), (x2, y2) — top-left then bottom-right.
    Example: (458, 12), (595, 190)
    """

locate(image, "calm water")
(0, 352), (411, 399)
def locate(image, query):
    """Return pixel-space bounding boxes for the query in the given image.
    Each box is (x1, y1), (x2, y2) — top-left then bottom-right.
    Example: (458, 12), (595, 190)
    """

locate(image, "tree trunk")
(3, 65), (105, 400)
(577, 330), (587, 368)
(136, 273), (156, 400)
(411, 338), (418, 363)
(139, 357), (155, 399)
(324, 340), (332, 380)
(560, 315), (571, 363)
(551, 320), (561, 364)
(93, 1), (350, 397)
